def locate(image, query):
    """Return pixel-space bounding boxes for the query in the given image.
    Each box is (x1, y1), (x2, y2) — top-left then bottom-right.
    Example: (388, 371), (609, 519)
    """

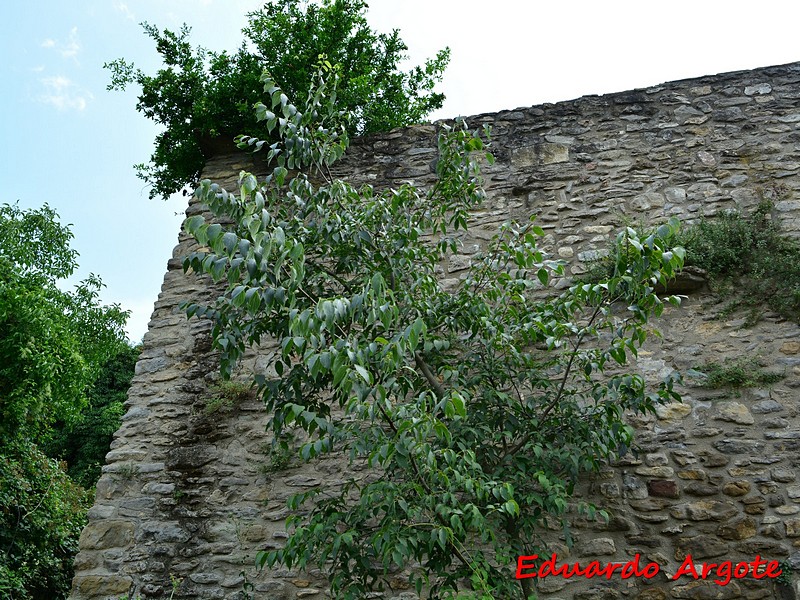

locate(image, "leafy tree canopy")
(105, 0), (450, 200)
(182, 64), (685, 599)
(0, 203), (130, 442)
(0, 443), (89, 600)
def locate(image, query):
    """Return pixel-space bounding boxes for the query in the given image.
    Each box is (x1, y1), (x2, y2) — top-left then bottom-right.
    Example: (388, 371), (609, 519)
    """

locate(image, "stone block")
(717, 516), (757, 540)
(722, 481), (751, 497)
(78, 520), (134, 550)
(72, 575), (133, 597)
(786, 518), (800, 537)
(713, 401), (754, 425)
(648, 479), (680, 498)
(655, 402), (692, 421)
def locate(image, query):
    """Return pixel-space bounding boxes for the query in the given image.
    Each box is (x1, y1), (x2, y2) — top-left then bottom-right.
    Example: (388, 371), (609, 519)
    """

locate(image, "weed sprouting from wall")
(584, 197), (800, 324)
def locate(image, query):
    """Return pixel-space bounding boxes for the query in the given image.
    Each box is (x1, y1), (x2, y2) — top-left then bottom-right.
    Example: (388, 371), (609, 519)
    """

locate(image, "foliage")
(105, 0), (449, 200)
(45, 344), (140, 488)
(0, 202), (77, 280)
(695, 357), (783, 389)
(674, 199), (800, 321)
(181, 65), (684, 598)
(0, 203), (131, 599)
(581, 198), (800, 323)
(184, 63), (683, 598)
(776, 559), (793, 586)
(0, 203), (130, 443)
(0, 443), (90, 600)
(242, 0), (449, 135)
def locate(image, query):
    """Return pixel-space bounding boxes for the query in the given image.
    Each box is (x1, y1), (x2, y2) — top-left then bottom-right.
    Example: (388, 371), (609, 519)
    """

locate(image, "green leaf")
(184, 215), (205, 235)
(537, 268), (549, 285)
(222, 232), (237, 256)
(353, 364), (371, 384)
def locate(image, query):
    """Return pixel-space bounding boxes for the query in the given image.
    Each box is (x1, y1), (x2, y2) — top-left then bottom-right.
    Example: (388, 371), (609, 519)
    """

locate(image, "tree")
(105, 0), (450, 200)
(182, 65), (684, 599)
(0, 204), (129, 443)
(0, 203), (130, 599)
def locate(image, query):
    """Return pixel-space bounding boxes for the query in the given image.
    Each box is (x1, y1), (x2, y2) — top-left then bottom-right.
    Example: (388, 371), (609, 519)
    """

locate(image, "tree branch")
(415, 352), (445, 400)
(504, 300), (605, 457)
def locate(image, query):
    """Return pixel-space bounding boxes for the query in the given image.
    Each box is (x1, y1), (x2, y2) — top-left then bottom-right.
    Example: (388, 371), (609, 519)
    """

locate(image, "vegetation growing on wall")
(677, 198), (800, 322)
(0, 203), (135, 599)
(694, 357), (783, 389)
(181, 63), (685, 599)
(584, 196), (800, 324)
(105, 0), (450, 200)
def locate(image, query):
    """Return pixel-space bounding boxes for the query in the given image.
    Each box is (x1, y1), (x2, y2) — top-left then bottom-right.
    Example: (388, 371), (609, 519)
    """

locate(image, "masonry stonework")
(71, 62), (800, 600)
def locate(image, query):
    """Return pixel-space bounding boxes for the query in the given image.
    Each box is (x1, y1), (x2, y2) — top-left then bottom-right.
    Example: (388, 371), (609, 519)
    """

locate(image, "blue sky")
(2, 1), (798, 342)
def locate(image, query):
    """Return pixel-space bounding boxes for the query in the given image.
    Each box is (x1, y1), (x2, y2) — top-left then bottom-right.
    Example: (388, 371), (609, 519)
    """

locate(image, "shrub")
(582, 199), (800, 323)
(696, 357), (783, 389)
(45, 344), (140, 489)
(675, 200), (800, 321)
(180, 64), (684, 599)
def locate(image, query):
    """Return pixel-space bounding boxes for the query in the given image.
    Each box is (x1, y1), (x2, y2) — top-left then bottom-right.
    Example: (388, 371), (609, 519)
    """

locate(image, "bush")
(45, 344), (140, 489)
(676, 200), (800, 321)
(695, 357), (783, 389)
(0, 203), (131, 598)
(582, 199), (800, 323)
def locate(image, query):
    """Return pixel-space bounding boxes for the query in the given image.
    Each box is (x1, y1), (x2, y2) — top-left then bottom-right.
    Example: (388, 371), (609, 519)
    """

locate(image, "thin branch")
(414, 352), (445, 400)
(373, 398), (475, 573)
(504, 300), (606, 457)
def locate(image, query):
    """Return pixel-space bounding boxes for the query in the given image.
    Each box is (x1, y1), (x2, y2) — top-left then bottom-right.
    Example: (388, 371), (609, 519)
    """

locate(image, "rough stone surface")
(70, 62), (800, 600)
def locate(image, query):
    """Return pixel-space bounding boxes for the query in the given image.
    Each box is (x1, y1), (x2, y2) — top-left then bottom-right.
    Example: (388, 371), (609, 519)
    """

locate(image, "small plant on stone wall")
(775, 559), (793, 586)
(203, 379), (252, 415)
(676, 198), (800, 322)
(237, 569), (255, 600)
(168, 574), (182, 597)
(112, 463), (140, 481)
(118, 576), (180, 600)
(696, 357), (783, 389)
(181, 62), (684, 599)
(259, 433), (296, 474)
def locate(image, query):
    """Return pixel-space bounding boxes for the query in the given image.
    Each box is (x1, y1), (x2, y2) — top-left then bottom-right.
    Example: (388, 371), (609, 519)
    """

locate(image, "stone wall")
(70, 62), (800, 600)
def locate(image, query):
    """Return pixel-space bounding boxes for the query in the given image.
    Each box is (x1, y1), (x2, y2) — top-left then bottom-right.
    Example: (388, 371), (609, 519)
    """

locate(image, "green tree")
(0, 204), (129, 443)
(0, 203), (130, 599)
(105, 0), (449, 200)
(182, 65), (684, 599)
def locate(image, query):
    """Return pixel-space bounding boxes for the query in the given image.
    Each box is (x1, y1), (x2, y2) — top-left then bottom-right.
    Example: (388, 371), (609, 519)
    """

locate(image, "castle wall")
(70, 62), (800, 600)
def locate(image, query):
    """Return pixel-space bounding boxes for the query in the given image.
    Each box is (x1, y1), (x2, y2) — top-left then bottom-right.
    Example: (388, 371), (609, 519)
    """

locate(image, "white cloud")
(40, 27), (81, 63)
(115, 1), (135, 22)
(61, 27), (81, 61)
(38, 75), (93, 111)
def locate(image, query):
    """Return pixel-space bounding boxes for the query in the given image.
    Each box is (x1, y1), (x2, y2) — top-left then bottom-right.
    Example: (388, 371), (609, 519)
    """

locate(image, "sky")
(2, 1), (799, 343)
